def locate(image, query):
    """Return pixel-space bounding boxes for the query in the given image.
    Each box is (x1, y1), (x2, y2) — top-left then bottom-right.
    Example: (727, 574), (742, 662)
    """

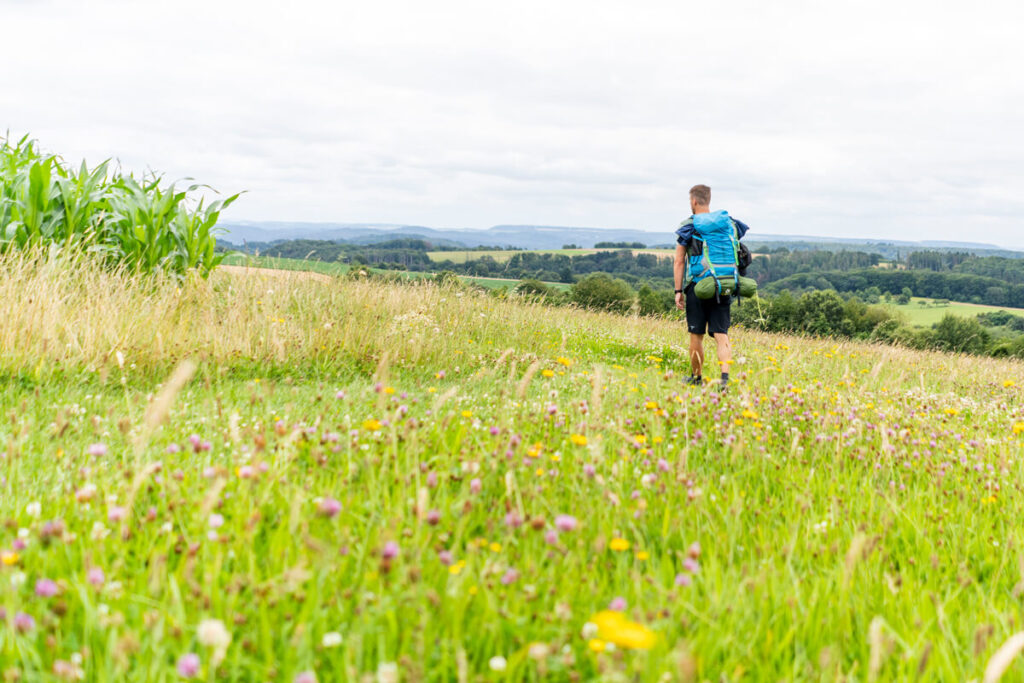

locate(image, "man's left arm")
(732, 218), (750, 239)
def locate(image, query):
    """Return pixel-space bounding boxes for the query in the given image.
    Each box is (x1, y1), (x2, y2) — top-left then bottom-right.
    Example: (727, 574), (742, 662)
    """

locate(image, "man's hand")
(675, 292), (685, 311)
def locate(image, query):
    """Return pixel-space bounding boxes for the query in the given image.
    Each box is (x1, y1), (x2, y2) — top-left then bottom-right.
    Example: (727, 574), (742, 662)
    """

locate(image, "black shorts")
(685, 285), (731, 335)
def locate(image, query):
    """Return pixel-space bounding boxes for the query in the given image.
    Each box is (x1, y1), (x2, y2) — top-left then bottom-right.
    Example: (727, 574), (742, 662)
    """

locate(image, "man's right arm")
(674, 244), (687, 310)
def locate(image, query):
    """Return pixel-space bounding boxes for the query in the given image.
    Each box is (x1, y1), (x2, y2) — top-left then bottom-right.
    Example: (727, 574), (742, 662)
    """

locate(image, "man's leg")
(713, 333), (732, 379)
(689, 333), (705, 379)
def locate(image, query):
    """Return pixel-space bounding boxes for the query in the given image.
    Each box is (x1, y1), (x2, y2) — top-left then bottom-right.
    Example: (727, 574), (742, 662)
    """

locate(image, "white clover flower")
(488, 656), (507, 672)
(25, 502), (41, 518)
(197, 618), (232, 651)
(376, 662), (399, 683)
(581, 622), (598, 640)
(321, 631), (343, 648)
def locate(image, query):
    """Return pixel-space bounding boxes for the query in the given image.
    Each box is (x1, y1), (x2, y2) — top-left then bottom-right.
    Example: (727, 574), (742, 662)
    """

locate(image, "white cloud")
(2, 0), (1023, 246)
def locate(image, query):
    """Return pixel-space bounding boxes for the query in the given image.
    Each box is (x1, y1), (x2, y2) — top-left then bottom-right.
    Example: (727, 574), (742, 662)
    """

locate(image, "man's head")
(689, 184), (711, 214)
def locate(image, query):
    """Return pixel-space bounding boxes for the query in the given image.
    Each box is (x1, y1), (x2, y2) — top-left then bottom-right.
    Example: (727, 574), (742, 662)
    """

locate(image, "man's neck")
(693, 206), (710, 215)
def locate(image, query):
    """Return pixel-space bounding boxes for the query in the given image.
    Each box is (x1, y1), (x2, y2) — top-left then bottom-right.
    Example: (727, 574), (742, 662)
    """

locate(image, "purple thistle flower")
(14, 612), (35, 632)
(438, 550), (453, 566)
(583, 464), (596, 478)
(544, 530), (558, 545)
(608, 597), (627, 611)
(500, 569), (519, 585)
(657, 458), (670, 472)
(675, 573), (693, 587)
(176, 652), (201, 678)
(426, 509), (441, 525)
(683, 558), (700, 574)
(87, 567), (105, 587)
(35, 578), (58, 598)
(317, 498), (342, 518)
(469, 478), (481, 494)
(381, 541), (400, 560)
(504, 512), (523, 528)
(489, 426), (500, 436)
(554, 515), (578, 532)
(166, 443), (181, 454)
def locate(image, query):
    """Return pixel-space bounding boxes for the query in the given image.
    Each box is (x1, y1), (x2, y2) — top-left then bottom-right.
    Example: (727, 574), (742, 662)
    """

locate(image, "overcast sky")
(3, 0), (1023, 246)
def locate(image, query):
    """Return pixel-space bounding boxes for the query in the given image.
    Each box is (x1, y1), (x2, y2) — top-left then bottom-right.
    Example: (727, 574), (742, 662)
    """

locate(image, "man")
(673, 184), (750, 390)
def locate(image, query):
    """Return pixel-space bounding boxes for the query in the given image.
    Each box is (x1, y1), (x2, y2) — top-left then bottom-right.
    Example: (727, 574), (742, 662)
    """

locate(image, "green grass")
(221, 253), (570, 290)
(3, 257), (1024, 680)
(884, 297), (1024, 326)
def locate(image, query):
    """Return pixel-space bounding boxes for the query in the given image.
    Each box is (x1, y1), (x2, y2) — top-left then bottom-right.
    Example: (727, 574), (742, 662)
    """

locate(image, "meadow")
(426, 249), (674, 265)
(885, 297), (1023, 327)
(2, 251), (1024, 681)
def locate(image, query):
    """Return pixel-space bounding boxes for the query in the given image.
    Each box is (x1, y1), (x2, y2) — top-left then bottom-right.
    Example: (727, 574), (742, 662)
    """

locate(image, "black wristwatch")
(675, 289), (683, 294)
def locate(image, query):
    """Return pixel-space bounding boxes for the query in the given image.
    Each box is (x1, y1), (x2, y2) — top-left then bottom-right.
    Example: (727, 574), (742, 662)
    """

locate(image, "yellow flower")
(468, 586), (478, 595)
(636, 551), (650, 561)
(1, 550), (19, 566)
(644, 401), (658, 410)
(489, 543), (502, 553)
(557, 357), (573, 367)
(590, 611), (657, 650)
(570, 434), (588, 446)
(588, 639), (607, 652)
(542, 369), (555, 378)
(742, 409), (758, 419)
(362, 419), (382, 431)
(1013, 422), (1024, 435)
(1004, 380), (1016, 388)
(634, 434), (647, 444)
(461, 410), (473, 418)
(609, 538), (630, 552)
(944, 408), (960, 416)
(427, 387), (437, 393)
(384, 386), (395, 395)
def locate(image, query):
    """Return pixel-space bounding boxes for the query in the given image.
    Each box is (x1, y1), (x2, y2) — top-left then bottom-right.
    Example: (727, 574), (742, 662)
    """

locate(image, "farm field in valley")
(2, 255), (1024, 681)
(885, 297), (1024, 326)
(426, 248), (675, 264)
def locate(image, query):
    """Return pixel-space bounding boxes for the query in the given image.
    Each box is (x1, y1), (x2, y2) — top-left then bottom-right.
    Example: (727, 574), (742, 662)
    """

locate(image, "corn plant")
(0, 134), (238, 277)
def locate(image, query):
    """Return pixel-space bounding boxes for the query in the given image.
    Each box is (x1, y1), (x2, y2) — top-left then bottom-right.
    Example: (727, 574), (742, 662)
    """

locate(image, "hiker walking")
(673, 185), (751, 391)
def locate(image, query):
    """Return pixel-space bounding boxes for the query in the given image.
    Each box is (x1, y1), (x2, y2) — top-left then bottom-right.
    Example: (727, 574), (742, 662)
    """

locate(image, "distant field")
(427, 248), (675, 264)
(885, 297), (1024, 326)
(221, 253), (570, 290)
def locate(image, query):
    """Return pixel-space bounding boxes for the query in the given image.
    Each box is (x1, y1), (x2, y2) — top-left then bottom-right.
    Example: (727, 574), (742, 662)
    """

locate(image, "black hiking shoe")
(685, 375), (703, 387)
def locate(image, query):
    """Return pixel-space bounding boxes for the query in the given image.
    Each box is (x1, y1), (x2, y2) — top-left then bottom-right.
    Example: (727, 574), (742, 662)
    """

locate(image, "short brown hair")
(689, 184), (711, 206)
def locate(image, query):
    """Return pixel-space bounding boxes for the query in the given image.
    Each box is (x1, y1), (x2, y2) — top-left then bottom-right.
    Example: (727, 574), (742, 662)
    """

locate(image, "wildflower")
(609, 538), (630, 552)
(1013, 422), (1024, 435)
(569, 434), (588, 446)
(322, 631), (343, 648)
(176, 653), (201, 678)
(377, 662), (399, 683)
(544, 530), (559, 545)
(636, 551), (650, 561)
(688, 541), (701, 558)
(75, 484), (97, 503)
(1004, 380), (1016, 388)
(500, 569), (520, 585)
(582, 622), (599, 639)
(107, 506), (128, 522)
(675, 573), (693, 587)
(238, 465), (256, 479)
(554, 515), (578, 532)
(194, 618), (229, 651)
(87, 567), (105, 587)
(469, 478), (481, 494)
(504, 512), (523, 528)
(583, 464), (596, 477)
(35, 578), (58, 597)
(608, 597), (627, 611)
(489, 655), (507, 671)
(381, 541), (400, 560)
(317, 498), (342, 518)
(683, 558), (700, 574)
(489, 542), (502, 553)
(362, 419), (382, 431)
(542, 369), (555, 378)
(590, 610), (657, 650)
(25, 502), (41, 518)
(589, 639), (607, 652)
(294, 672), (317, 683)
(528, 642), (551, 660)
(87, 443), (108, 457)
(14, 612), (35, 632)
(1, 550), (19, 566)
(426, 509), (441, 525)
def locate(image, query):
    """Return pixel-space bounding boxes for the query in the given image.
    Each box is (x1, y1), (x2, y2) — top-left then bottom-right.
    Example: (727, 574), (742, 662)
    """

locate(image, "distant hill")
(217, 221), (1020, 257)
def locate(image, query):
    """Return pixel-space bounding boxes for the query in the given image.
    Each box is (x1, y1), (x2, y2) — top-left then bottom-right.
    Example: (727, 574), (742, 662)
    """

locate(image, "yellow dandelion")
(588, 639), (607, 652)
(557, 357), (573, 367)
(570, 434), (588, 446)
(609, 538), (630, 552)
(489, 543), (502, 553)
(542, 369), (555, 378)
(362, 419), (382, 431)
(1, 551), (19, 566)
(590, 610), (657, 650)
(461, 410), (473, 418)
(636, 551), (650, 561)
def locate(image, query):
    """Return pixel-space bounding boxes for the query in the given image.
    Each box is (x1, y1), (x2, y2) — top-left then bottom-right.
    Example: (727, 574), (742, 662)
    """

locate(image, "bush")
(930, 314), (991, 354)
(571, 273), (635, 313)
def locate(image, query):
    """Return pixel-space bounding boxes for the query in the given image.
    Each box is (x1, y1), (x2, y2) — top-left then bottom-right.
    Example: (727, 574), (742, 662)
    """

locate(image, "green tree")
(930, 314), (991, 354)
(571, 273), (635, 313)
(897, 287), (913, 305)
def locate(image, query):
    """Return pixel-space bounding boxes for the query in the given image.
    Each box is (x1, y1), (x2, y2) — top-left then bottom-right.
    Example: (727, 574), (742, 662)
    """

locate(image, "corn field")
(0, 134), (238, 277)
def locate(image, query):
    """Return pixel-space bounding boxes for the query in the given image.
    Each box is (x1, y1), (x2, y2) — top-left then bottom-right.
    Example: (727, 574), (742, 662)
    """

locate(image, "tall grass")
(0, 135), (237, 277)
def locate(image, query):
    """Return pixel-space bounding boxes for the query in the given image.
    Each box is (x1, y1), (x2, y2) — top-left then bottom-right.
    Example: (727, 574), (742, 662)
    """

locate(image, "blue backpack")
(682, 210), (741, 298)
